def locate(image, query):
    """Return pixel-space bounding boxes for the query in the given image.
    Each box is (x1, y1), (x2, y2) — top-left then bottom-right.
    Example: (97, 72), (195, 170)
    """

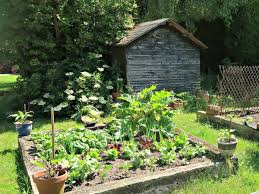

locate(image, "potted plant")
(32, 160), (67, 194)
(169, 99), (183, 110)
(9, 110), (33, 136)
(217, 129), (238, 157)
(33, 107), (68, 194)
(206, 104), (221, 116)
(197, 90), (209, 102)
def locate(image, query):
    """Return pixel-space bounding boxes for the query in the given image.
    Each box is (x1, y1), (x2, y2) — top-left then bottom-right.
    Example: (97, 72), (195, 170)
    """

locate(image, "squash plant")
(110, 85), (175, 141)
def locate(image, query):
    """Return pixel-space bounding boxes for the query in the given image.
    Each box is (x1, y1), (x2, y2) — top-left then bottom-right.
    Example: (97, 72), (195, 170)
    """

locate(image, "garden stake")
(51, 107), (55, 160)
(24, 104), (26, 113)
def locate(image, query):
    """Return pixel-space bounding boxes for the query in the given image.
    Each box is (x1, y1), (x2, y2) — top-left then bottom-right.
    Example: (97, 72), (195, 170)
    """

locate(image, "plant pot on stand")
(217, 129), (238, 158)
(217, 138), (238, 158)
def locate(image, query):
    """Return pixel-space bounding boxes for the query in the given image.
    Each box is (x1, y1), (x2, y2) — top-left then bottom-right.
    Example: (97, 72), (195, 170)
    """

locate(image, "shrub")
(4, 0), (137, 115)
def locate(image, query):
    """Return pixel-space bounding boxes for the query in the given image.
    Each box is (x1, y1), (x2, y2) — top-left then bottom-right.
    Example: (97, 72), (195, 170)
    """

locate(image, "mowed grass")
(172, 112), (259, 194)
(0, 74), (19, 91)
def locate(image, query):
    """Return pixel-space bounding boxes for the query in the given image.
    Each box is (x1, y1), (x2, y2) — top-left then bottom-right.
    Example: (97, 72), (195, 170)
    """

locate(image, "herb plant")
(219, 129), (236, 143)
(9, 110), (33, 123)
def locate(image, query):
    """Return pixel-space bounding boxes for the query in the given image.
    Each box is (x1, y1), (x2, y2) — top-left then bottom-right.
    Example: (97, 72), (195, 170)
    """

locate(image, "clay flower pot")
(112, 91), (121, 100)
(206, 105), (221, 116)
(197, 90), (209, 102)
(169, 100), (183, 110)
(217, 138), (238, 158)
(33, 170), (67, 194)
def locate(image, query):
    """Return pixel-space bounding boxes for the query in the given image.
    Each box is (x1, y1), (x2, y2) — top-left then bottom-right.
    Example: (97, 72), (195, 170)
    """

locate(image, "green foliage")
(219, 129), (236, 143)
(67, 155), (100, 184)
(9, 110), (33, 123)
(110, 85), (175, 141)
(131, 149), (152, 169)
(179, 144), (205, 160)
(105, 149), (119, 161)
(176, 92), (207, 113)
(3, 0), (136, 115)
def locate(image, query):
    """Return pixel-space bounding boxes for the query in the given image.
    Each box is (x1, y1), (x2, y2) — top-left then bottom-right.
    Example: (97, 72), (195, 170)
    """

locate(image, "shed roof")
(116, 18), (208, 49)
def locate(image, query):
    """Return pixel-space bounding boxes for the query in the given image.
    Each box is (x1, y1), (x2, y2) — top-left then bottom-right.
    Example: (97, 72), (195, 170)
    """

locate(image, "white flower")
(65, 72), (74, 76)
(38, 100), (46, 106)
(81, 72), (92, 77)
(65, 89), (74, 95)
(30, 100), (39, 105)
(103, 65), (109, 68)
(99, 97), (107, 104)
(80, 95), (88, 102)
(67, 95), (76, 101)
(43, 93), (50, 98)
(89, 96), (98, 101)
(97, 68), (104, 72)
(106, 85), (114, 90)
(94, 83), (101, 88)
(53, 102), (68, 111)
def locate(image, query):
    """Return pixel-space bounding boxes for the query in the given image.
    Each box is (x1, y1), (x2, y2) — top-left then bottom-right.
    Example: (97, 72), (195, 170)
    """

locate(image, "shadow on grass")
(243, 149), (259, 172)
(15, 149), (33, 194)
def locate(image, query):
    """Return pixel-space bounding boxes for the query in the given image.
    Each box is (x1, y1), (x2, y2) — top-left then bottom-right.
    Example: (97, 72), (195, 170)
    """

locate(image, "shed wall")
(125, 27), (200, 92)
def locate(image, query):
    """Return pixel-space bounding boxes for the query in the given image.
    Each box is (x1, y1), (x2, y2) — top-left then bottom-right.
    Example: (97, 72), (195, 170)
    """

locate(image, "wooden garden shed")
(112, 18), (208, 92)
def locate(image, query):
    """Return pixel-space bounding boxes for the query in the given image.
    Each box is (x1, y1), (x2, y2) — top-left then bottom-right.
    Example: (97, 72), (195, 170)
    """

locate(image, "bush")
(4, 0), (136, 115)
(176, 92), (207, 112)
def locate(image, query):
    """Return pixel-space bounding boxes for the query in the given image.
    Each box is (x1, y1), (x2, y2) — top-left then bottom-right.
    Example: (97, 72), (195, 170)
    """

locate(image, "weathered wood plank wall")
(125, 27), (200, 92)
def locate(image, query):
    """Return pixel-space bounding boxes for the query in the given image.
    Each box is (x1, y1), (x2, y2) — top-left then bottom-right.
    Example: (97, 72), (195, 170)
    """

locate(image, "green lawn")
(0, 94), (258, 193)
(172, 112), (259, 194)
(0, 74), (19, 92)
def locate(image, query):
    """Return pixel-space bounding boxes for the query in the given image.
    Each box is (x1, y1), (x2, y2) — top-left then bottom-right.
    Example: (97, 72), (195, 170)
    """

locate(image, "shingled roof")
(116, 18), (208, 49)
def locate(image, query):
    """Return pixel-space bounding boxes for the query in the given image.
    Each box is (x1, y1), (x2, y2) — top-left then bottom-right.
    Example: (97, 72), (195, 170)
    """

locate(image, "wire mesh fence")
(217, 65), (259, 116)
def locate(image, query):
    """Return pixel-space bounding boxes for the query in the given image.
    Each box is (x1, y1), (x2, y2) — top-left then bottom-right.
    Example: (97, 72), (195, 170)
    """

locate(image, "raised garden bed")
(197, 111), (259, 140)
(19, 129), (223, 194)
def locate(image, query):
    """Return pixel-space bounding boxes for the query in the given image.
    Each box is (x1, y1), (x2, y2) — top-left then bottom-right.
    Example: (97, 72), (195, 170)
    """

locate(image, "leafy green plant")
(110, 85), (175, 141)
(32, 159), (65, 178)
(173, 133), (189, 149)
(176, 92), (207, 112)
(131, 149), (151, 169)
(159, 149), (176, 166)
(179, 144), (205, 160)
(121, 142), (138, 160)
(218, 129), (236, 143)
(67, 155), (100, 184)
(120, 161), (133, 176)
(105, 149), (119, 161)
(99, 164), (113, 183)
(9, 110), (33, 123)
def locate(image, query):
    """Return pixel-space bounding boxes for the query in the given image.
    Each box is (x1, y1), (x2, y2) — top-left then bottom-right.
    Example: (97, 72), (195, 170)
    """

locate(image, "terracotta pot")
(217, 138), (237, 157)
(206, 105), (221, 116)
(197, 90), (209, 102)
(112, 92), (121, 100)
(33, 170), (67, 194)
(169, 100), (183, 110)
